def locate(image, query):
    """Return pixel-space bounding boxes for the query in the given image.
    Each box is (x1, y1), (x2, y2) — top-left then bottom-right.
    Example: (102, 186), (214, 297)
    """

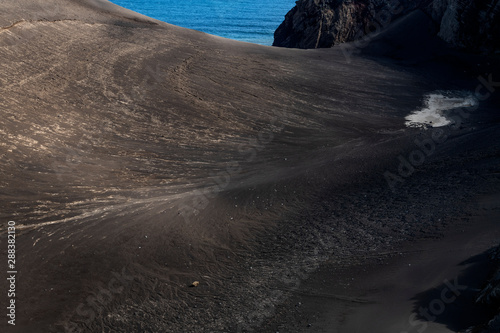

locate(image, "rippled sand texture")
(0, 1), (499, 332)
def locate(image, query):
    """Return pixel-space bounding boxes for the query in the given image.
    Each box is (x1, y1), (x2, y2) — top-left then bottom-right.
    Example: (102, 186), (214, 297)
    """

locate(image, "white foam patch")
(405, 91), (478, 128)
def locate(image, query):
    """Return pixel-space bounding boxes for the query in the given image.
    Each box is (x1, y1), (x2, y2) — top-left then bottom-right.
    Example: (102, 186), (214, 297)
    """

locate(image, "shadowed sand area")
(0, 1), (499, 332)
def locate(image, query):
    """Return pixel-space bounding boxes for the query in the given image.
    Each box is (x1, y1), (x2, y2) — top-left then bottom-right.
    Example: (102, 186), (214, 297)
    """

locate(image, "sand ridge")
(0, 0), (498, 332)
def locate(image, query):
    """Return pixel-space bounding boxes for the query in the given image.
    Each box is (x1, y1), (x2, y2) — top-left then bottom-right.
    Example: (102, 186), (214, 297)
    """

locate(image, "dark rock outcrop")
(467, 245), (500, 333)
(273, 0), (426, 49)
(430, 0), (500, 53)
(273, 0), (500, 54)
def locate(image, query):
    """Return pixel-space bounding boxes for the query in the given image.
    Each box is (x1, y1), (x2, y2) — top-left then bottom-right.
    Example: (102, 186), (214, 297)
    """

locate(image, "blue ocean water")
(110, 0), (296, 45)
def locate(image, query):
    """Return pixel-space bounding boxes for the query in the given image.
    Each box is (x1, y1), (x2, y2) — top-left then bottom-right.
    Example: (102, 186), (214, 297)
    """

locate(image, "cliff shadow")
(409, 247), (498, 332)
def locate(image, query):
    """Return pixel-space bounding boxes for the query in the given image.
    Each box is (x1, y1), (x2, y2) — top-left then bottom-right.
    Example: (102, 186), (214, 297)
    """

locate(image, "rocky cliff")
(430, 0), (500, 53)
(273, 0), (500, 53)
(468, 244), (500, 333)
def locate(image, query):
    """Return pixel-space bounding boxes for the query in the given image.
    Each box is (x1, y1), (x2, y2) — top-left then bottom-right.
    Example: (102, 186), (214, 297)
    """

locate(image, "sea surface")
(110, 0), (296, 45)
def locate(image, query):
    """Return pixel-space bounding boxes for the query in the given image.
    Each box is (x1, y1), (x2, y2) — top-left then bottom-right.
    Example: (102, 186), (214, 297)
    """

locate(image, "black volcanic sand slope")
(0, 1), (499, 332)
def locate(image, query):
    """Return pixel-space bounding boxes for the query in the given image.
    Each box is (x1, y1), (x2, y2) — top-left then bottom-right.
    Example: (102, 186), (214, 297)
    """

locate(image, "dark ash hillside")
(0, 0), (499, 332)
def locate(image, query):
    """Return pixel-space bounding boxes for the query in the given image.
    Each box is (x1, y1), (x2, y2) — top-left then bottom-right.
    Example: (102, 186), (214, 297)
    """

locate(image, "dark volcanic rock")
(273, 0), (500, 53)
(273, 0), (425, 49)
(430, 0), (500, 53)
(468, 244), (500, 333)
